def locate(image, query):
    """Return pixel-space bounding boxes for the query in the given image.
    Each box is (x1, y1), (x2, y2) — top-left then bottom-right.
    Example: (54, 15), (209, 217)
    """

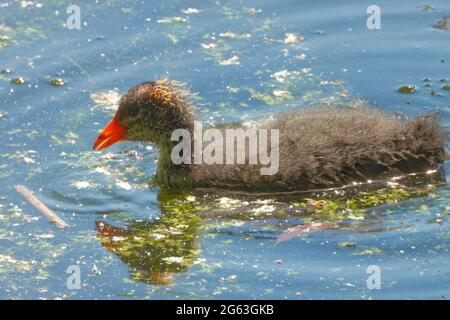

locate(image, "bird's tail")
(405, 111), (447, 163)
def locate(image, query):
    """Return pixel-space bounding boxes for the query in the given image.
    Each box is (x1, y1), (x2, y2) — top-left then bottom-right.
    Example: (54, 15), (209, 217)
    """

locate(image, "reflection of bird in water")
(94, 169), (446, 286)
(95, 203), (201, 286)
(93, 79), (448, 192)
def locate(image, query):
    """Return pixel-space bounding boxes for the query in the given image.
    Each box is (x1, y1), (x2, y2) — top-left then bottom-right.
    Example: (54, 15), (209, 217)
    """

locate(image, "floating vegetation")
(157, 17), (187, 24)
(0, 34), (14, 49)
(219, 32), (252, 40)
(89, 169), (446, 279)
(241, 68), (328, 106)
(0, 149), (38, 165)
(433, 17), (450, 30)
(419, 78), (450, 95)
(1, 0), (449, 300)
(352, 247), (383, 256)
(199, 37), (234, 65)
(338, 241), (358, 248)
(398, 85), (416, 93)
(338, 242), (384, 256)
(1, 21), (47, 51)
(50, 131), (79, 145)
(15, 24), (46, 41)
(163, 170), (444, 223)
(10, 77), (25, 85)
(50, 78), (64, 86)
(247, 87), (293, 105)
(96, 199), (202, 285)
(290, 187), (432, 218)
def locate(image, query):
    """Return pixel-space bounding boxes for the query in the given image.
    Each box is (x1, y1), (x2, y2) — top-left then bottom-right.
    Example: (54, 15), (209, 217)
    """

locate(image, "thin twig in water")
(15, 185), (69, 228)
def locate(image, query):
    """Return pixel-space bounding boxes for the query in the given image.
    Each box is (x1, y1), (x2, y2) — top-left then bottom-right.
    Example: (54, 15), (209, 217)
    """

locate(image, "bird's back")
(183, 105), (447, 191)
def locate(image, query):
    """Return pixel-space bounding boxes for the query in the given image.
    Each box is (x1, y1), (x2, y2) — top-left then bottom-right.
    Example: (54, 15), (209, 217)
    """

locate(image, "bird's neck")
(154, 114), (196, 187)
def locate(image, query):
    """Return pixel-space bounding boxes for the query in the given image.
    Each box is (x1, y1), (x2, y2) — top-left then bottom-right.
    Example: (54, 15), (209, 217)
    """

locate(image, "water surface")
(0, 0), (449, 299)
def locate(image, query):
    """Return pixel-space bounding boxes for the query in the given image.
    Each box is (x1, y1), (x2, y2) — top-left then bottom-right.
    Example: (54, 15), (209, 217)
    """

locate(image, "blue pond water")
(0, 0), (449, 299)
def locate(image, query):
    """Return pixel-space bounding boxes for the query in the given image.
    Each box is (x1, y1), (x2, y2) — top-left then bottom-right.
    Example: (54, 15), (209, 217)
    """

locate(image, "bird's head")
(93, 79), (195, 151)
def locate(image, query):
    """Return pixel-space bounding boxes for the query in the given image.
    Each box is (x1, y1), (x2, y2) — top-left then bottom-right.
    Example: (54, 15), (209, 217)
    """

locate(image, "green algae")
(10, 77), (25, 85)
(338, 241), (358, 248)
(352, 247), (383, 256)
(157, 17), (187, 24)
(287, 187), (429, 220)
(244, 68), (331, 107)
(398, 85), (416, 94)
(0, 21), (47, 50)
(0, 201), (73, 299)
(246, 88), (294, 105)
(50, 78), (65, 87)
(0, 24), (17, 49)
(96, 197), (202, 285)
(89, 178), (435, 285)
(0, 0), (449, 299)
(50, 131), (79, 146)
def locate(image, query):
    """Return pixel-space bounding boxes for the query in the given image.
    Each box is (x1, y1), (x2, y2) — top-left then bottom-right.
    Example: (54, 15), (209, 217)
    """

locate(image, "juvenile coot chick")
(93, 79), (448, 192)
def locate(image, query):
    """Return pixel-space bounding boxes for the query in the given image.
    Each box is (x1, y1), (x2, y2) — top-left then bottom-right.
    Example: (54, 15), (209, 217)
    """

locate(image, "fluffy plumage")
(186, 106), (447, 191)
(102, 80), (448, 192)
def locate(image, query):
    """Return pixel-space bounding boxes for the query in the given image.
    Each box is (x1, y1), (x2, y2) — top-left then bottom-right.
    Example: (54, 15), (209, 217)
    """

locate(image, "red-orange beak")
(93, 114), (127, 151)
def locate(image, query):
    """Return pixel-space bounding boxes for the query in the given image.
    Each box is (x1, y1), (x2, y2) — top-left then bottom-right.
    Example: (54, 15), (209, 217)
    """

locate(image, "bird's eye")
(141, 107), (153, 118)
